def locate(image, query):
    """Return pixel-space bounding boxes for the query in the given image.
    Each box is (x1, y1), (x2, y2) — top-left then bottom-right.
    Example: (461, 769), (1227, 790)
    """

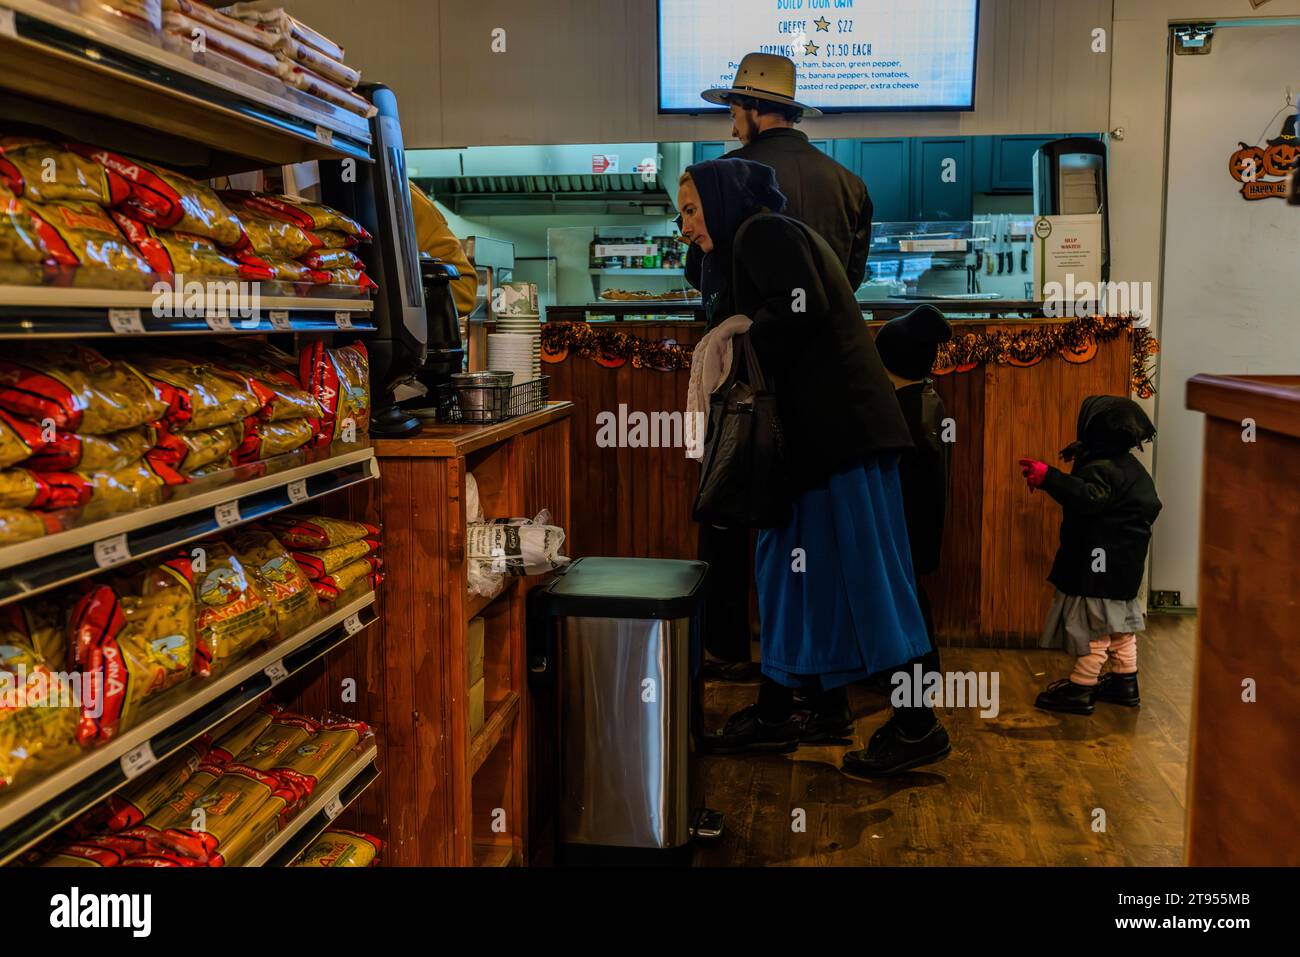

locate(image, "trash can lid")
(535, 557), (708, 620)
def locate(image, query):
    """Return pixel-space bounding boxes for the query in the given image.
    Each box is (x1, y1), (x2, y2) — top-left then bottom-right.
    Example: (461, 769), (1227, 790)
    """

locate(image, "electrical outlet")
(1150, 590), (1182, 608)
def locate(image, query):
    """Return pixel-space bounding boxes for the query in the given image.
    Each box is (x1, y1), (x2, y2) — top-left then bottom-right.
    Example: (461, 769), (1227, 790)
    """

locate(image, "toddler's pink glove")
(1019, 458), (1048, 491)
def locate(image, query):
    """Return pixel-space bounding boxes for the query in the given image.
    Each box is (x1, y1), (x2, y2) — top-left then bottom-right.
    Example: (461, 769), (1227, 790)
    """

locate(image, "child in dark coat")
(1019, 396), (1162, 715)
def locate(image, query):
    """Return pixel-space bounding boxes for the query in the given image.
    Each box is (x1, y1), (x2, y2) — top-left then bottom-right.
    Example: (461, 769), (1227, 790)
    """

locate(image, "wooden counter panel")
(374, 402), (575, 458)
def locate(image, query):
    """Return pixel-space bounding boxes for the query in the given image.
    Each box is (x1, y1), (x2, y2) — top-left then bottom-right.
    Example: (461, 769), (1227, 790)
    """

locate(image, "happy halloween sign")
(1228, 110), (1297, 200)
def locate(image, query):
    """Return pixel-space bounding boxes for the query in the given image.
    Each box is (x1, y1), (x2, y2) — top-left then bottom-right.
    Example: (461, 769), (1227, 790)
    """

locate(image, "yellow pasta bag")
(193, 541), (276, 676)
(292, 828), (382, 867)
(0, 601), (80, 791)
(228, 528), (319, 639)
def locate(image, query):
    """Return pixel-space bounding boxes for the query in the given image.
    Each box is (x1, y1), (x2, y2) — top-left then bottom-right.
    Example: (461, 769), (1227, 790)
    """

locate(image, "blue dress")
(756, 455), (930, 689)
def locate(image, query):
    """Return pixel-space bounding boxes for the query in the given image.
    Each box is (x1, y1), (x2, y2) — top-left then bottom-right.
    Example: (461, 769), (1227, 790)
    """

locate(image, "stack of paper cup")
(487, 333), (536, 385)
(494, 281), (541, 380)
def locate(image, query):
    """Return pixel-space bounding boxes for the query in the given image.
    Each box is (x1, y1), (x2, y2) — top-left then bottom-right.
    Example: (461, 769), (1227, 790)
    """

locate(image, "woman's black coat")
(730, 213), (912, 491)
(895, 381), (949, 575)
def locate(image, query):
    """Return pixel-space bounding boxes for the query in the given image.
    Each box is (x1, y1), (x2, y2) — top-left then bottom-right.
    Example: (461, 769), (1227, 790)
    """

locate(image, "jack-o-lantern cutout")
(1229, 142), (1266, 182)
(1061, 335), (1098, 364)
(1264, 141), (1299, 177)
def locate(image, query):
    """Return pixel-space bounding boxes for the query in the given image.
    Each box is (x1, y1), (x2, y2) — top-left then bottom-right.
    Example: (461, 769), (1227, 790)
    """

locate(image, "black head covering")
(874, 304), (953, 380)
(1060, 395), (1156, 462)
(683, 158), (786, 328)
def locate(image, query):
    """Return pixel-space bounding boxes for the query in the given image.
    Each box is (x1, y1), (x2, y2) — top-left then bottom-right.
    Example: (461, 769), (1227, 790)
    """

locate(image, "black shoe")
(798, 702), (855, 743)
(699, 705), (799, 755)
(701, 659), (762, 683)
(1035, 678), (1097, 715)
(1095, 671), (1140, 707)
(841, 716), (951, 778)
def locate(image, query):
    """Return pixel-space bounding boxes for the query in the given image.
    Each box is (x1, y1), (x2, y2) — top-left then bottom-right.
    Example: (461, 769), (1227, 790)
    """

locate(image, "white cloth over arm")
(685, 314), (753, 459)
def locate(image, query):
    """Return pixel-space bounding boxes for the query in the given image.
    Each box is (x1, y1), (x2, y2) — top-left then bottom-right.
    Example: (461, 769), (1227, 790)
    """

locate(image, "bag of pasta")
(155, 762), (294, 865)
(229, 528), (319, 639)
(130, 355), (261, 433)
(208, 701), (280, 764)
(15, 199), (154, 278)
(77, 460), (168, 521)
(320, 266), (377, 291)
(0, 410), (44, 468)
(310, 555), (382, 603)
(267, 515), (379, 550)
(111, 214), (271, 281)
(212, 356), (322, 422)
(299, 248), (364, 271)
(299, 341), (370, 447)
(231, 418), (313, 465)
(263, 255), (330, 285)
(292, 828), (382, 867)
(93, 738), (210, 832)
(0, 137), (131, 206)
(69, 146), (250, 250)
(143, 756), (227, 831)
(0, 508), (59, 546)
(26, 425), (154, 473)
(268, 715), (369, 810)
(147, 424), (242, 476)
(0, 345), (167, 434)
(69, 552), (196, 745)
(289, 536), (380, 580)
(0, 600), (80, 791)
(192, 541), (276, 676)
(219, 190), (371, 242)
(0, 469), (92, 511)
(238, 210), (317, 260)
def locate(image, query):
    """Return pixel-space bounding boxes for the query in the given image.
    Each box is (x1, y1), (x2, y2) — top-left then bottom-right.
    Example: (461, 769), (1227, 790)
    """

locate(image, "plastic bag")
(299, 341), (370, 447)
(289, 537), (379, 580)
(292, 828), (382, 867)
(94, 738), (210, 832)
(239, 211), (317, 259)
(69, 553), (196, 745)
(164, 0), (277, 48)
(267, 716), (368, 808)
(27, 425), (154, 473)
(16, 199), (153, 273)
(0, 469), (91, 510)
(262, 255), (330, 284)
(229, 528), (319, 639)
(466, 511), (569, 576)
(267, 515), (379, 550)
(112, 214), (271, 281)
(215, 358), (322, 422)
(219, 4), (345, 60)
(77, 461), (168, 519)
(300, 247), (363, 271)
(231, 418), (312, 465)
(0, 136), (130, 206)
(0, 507), (58, 546)
(0, 345), (166, 434)
(320, 266), (377, 291)
(219, 191), (371, 242)
(163, 10), (279, 74)
(0, 410), (43, 468)
(131, 355), (261, 433)
(273, 36), (360, 89)
(192, 541), (276, 675)
(147, 424), (243, 475)
(0, 601), (80, 792)
(310, 555), (382, 602)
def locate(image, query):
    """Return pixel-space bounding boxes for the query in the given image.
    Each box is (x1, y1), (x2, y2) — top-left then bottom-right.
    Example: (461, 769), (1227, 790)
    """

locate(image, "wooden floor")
(694, 612), (1195, 867)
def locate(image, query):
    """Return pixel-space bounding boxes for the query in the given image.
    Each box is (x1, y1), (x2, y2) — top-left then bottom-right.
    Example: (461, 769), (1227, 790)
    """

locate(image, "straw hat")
(701, 52), (822, 117)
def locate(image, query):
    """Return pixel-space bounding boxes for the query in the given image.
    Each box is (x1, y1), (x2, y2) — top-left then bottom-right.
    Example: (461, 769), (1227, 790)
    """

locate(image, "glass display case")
(546, 225), (701, 322)
(863, 217), (1034, 301)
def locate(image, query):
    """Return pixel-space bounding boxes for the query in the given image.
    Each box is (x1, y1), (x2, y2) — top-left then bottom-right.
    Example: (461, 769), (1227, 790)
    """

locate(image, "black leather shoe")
(1035, 678), (1097, 715)
(701, 659), (762, 683)
(841, 716), (951, 778)
(1095, 671), (1140, 707)
(699, 705), (800, 755)
(798, 702), (855, 743)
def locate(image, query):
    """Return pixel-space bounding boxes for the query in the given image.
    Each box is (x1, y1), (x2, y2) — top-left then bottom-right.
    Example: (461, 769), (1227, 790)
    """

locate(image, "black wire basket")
(436, 375), (550, 424)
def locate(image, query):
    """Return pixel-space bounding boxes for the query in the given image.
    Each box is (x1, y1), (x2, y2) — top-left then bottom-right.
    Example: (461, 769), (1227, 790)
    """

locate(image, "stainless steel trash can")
(528, 557), (712, 864)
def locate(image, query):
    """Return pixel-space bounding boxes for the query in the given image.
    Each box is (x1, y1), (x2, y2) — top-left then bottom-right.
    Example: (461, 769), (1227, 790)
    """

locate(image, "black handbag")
(692, 332), (791, 529)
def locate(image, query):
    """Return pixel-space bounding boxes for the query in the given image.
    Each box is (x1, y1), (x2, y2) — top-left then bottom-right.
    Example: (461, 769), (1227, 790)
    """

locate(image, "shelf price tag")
(206, 312), (234, 332)
(269, 310), (292, 331)
(214, 500), (241, 528)
(315, 125), (335, 146)
(93, 533), (130, 569)
(287, 479), (309, 504)
(120, 741), (158, 780)
(264, 659), (289, 687)
(343, 613), (363, 636)
(324, 793), (345, 820)
(334, 312), (354, 330)
(0, 10), (14, 38)
(108, 309), (145, 334)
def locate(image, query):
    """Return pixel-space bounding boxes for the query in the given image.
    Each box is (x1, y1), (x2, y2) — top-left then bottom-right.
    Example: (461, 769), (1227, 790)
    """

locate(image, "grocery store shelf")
(469, 692), (520, 776)
(0, 0), (371, 169)
(588, 268), (684, 276)
(466, 579), (516, 621)
(0, 444), (379, 607)
(0, 591), (378, 866)
(255, 745), (381, 867)
(0, 291), (375, 338)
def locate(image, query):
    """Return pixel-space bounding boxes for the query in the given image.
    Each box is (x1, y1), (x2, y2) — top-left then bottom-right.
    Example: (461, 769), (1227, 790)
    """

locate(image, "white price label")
(324, 794), (344, 820)
(214, 500), (241, 528)
(287, 479), (310, 504)
(269, 310), (292, 331)
(315, 125), (335, 145)
(264, 660), (289, 686)
(0, 9), (14, 38)
(334, 312), (354, 330)
(206, 313), (234, 332)
(343, 614), (363, 636)
(120, 741), (157, 780)
(108, 309), (145, 334)
(93, 533), (130, 569)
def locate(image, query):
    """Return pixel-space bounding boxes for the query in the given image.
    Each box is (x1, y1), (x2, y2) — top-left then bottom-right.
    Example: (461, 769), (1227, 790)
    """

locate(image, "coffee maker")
(405, 254), (464, 411)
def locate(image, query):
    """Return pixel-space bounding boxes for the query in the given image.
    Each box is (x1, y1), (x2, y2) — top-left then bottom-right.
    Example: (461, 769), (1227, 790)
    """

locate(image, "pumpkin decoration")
(954, 361), (978, 374)
(1060, 335), (1099, 364)
(1263, 115), (1299, 177)
(1229, 142), (1267, 183)
(541, 342), (568, 363)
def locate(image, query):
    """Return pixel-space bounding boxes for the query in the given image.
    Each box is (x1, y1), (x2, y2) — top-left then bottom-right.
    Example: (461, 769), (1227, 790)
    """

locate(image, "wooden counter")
(1184, 375), (1300, 866)
(546, 319), (1133, 647)
(285, 405), (572, 866)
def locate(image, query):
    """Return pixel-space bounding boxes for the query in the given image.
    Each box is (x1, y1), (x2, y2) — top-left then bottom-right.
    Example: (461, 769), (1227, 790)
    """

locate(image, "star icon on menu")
(813, 16), (830, 32)
(804, 40), (820, 56)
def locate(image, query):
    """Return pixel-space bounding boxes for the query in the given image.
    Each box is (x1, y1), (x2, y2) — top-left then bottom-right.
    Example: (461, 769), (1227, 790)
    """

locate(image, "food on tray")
(229, 528), (320, 638)
(289, 537), (379, 580)
(192, 541), (277, 675)
(599, 287), (700, 301)
(0, 346), (167, 434)
(299, 341), (370, 447)
(0, 136), (130, 206)
(267, 515), (379, 550)
(69, 553), (197, 745)
(131, 355), (261, 433)
(219, 191), (371, 242)
(310, 555), (382, 602)
(292, 828), (382, 867)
